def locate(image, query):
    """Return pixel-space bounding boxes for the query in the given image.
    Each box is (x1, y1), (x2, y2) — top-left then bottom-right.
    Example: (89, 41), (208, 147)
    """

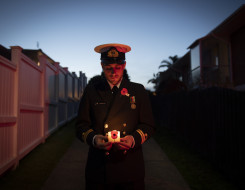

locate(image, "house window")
(215, 56), (219, 67)
(191, 45), (200, 70)
(190, 45), (201, 86)
(179, 76), (183, 81)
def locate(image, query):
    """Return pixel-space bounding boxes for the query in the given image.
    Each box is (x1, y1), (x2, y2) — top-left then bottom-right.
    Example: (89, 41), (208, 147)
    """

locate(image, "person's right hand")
(94, 135), (112, 150)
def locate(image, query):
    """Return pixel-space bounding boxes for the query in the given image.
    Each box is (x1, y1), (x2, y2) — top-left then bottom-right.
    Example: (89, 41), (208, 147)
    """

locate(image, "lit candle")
(108, 130), (120, 142)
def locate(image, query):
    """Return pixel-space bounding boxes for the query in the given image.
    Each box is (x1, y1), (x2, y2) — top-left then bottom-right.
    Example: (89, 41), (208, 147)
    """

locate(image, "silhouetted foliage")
(159, 55), (179, 70)
(148, 55), (180, 91)
(147, 73), (160, 90)
(157, 78), (187, 94)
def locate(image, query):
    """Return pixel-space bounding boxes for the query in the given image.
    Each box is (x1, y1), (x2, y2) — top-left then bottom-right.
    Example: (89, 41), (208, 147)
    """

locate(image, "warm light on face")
(102, 63), (126, 85)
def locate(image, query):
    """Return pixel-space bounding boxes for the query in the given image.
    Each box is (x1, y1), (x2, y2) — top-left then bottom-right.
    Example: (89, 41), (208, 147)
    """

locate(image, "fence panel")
(67, 73), (75, 120)
(18, 53), (44, 159)
(44, 62), (58, 134)
(58, 67), (67, 126)
(0, 55), (17, 175)
(0, 46), (87, 176)
(73, 75), (80, 114)
(152, 88), (245, 188)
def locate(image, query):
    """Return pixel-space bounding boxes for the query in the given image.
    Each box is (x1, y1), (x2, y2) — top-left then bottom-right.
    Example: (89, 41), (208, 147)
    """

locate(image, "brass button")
(104, 124), (108, 128)
(123, 131), (126, 135)
(123, 123), (127, 127)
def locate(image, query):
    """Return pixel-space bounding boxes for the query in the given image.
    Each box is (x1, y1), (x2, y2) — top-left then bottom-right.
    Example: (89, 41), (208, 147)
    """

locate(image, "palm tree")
(159, 55), (179, 70)
(148, 55), (180, 90)
(147, 73), (160, 90)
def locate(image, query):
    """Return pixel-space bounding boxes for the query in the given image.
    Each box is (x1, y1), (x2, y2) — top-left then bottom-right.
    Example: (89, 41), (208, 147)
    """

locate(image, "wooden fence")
(0, 46), (86, 176)
(151, 88), (245, 188)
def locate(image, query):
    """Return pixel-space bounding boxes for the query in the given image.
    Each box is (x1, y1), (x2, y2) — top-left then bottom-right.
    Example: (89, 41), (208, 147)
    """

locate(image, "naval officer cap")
(94, 43), (131, 65)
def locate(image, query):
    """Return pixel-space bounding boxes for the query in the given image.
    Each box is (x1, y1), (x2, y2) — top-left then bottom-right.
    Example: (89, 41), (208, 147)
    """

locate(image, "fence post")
(37, 52), (47, 141)
(54, 62), (59, 129)
(10, 46), (22, 169)
(38, 53), (48, 138)
(63, 67), (68, 122)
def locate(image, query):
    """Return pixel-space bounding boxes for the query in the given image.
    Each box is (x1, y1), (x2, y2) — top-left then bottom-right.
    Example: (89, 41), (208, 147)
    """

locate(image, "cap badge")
(108, 49), (119, 58)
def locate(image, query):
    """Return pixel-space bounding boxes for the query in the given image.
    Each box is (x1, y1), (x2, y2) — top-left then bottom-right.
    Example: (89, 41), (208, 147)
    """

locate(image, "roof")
(22, 49), (56, 64)
(188, 4), (245, 49)
(0, 44), (56, 64)
(0, 44), (11, 60)
(210, 5), (245, 39)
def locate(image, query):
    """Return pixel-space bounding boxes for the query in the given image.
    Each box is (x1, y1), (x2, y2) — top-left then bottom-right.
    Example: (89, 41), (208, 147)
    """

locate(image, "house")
(188, 5), (245, 90)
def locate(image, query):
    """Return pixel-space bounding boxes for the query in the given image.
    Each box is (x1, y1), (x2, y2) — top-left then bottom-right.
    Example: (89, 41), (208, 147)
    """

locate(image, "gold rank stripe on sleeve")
(82, 129), (94, 143)
(136, 129), (146, 144)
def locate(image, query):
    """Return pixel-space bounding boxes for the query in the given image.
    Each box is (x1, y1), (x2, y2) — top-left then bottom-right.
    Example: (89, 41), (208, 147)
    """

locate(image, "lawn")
(153, 125), (240, 190)
(0, 120), (76, 190)
(0, 119), (241, 190)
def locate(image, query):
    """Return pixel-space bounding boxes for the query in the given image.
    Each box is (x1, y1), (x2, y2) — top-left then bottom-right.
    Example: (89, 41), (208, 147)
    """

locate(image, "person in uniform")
(76, 43), (155, 190)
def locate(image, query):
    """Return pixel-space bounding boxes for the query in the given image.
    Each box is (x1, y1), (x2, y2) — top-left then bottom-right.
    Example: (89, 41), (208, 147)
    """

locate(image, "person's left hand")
(115, 135), (134, 150)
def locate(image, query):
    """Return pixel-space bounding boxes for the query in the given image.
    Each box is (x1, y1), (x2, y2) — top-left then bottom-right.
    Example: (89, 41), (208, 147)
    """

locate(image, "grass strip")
(0, 119), (76, 190)
(153, 125), (239, 190)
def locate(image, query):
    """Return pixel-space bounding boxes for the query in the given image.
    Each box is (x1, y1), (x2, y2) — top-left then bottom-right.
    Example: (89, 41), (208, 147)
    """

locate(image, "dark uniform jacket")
(76, 78), (155, 184)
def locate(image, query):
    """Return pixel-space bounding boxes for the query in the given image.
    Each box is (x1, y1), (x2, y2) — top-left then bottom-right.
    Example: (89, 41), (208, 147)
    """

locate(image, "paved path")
(42, 138), (190, 190)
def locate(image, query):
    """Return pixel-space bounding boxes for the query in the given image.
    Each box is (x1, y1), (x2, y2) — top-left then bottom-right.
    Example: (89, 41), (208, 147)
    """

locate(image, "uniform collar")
(107, 77), (123, 89)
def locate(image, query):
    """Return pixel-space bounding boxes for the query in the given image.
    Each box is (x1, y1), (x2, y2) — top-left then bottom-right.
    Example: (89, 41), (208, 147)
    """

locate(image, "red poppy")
(121, 88), (128, 96)
(111, 130), (118, 139)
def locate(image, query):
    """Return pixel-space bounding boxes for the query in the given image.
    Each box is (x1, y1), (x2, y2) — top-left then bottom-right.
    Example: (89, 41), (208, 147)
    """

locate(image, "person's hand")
(115, 135), (134, 150)
(94, 135), (112, 150)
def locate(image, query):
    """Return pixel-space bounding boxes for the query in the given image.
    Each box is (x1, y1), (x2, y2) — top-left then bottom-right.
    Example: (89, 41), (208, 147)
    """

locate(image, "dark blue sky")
(1, 0), (244, 90)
